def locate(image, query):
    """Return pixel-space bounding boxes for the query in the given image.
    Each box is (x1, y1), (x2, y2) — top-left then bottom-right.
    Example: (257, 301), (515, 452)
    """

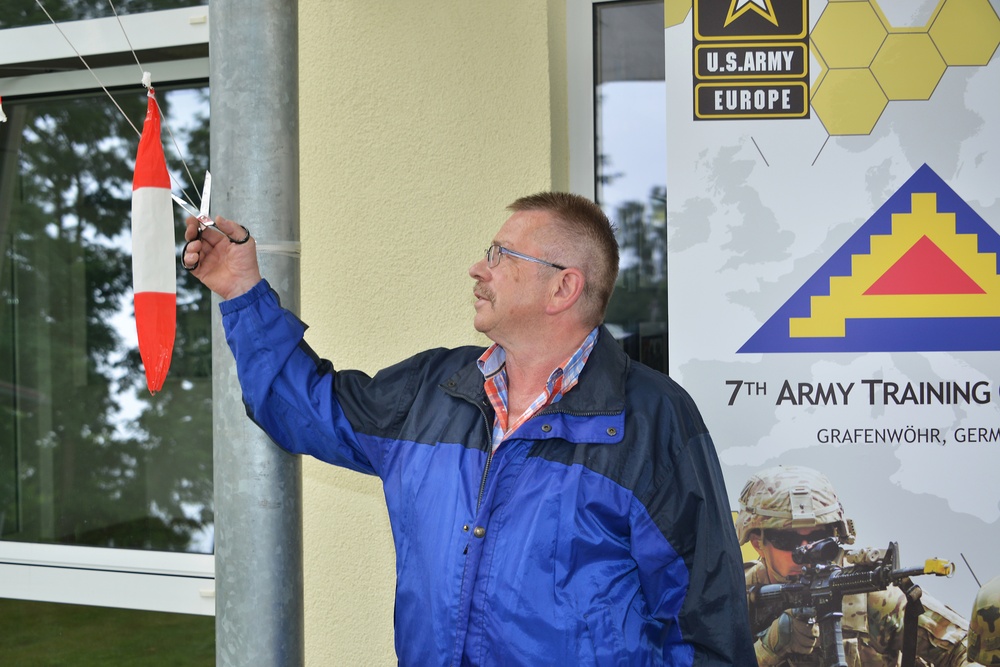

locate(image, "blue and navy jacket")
(221, 280), (755, 666)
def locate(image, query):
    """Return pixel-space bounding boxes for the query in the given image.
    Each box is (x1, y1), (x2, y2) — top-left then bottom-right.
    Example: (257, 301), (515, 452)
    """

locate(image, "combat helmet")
(970, 575), (1000, 665)
(736, 465), (854, 546)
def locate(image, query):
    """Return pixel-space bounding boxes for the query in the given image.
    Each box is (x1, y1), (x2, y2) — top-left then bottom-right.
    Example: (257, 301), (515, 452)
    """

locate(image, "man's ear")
(748, 531), (764, 556)
(546, 268), (585, 315)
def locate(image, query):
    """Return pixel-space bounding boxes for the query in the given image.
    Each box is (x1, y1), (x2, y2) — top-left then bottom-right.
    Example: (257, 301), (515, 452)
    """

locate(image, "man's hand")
(755, 610), (819, 666)
(182, 216), (263, 300)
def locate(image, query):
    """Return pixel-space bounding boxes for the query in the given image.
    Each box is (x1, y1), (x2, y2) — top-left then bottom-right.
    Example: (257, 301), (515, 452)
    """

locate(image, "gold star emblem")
(724, 0), (779, 27)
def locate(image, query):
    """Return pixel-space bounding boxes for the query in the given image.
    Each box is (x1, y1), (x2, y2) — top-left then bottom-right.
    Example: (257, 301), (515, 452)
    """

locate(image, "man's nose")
(469, 256), (489, 279)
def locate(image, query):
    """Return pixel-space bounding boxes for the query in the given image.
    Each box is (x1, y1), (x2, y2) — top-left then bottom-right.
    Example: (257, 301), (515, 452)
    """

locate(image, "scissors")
(173, 171), (250, 245)
(177, 172), (250, 271)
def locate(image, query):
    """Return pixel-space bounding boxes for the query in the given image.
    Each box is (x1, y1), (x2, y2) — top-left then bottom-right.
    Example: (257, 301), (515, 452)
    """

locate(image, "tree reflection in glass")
(0, 86), (213, 554)
(595, 0), (668, 373)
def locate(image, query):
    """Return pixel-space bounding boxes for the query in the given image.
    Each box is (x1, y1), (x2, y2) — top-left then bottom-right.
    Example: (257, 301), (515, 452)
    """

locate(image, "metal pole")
(210, 1), (303, 665)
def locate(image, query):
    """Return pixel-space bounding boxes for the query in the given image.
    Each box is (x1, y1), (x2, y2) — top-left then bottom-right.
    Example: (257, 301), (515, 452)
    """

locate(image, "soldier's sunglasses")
(763, 528), (833, 552)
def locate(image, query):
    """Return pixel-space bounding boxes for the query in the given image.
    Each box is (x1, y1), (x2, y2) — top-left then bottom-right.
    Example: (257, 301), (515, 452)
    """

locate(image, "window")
(568, 0), (667, 371)
(0, 4), (213, 624)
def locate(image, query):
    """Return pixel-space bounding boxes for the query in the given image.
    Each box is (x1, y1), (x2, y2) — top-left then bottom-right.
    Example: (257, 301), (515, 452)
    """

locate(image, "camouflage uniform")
(739, 466), (971, 667)
(969, 575), (1000, 665)
(745, 560), (970, 666)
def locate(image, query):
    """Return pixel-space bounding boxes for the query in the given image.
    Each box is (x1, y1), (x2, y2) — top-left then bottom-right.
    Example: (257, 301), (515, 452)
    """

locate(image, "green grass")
(0, 598), (214, 666)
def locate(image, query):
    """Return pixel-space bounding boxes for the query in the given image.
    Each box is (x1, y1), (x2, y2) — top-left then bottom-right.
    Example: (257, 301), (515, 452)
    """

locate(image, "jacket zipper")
(474, 401), (493, 513)
(463, 404), (493, 556)
(475, 450), (494, 514)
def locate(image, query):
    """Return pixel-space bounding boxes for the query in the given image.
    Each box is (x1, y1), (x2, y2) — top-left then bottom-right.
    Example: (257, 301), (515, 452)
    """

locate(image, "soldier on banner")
(970, 575), (1000, 665)
(737, 465), (972, 667)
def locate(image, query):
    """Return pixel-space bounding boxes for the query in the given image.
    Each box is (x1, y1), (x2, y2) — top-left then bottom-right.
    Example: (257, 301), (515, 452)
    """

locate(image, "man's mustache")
(474, 283), (495, 305)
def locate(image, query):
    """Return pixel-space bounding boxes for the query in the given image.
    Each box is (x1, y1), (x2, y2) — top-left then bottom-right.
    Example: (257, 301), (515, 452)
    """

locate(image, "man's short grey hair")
(508, 192), (619, 326)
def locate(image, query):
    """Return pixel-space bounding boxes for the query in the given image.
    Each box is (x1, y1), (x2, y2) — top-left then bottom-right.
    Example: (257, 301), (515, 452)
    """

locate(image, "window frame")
(0, 5), (213, 616)
(566, 0), (666, 200)
(566, 0), (670, 373)
(566, 0), (601, 200)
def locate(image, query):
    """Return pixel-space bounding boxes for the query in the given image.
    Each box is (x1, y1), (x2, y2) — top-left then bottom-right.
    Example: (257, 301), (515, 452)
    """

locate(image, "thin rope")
(151, 93), (201, 209)
(104, 0), (202, 207)
(33, 0), (208, 212)
(106, 0), (145, 78)
(33, 0), (141, 137)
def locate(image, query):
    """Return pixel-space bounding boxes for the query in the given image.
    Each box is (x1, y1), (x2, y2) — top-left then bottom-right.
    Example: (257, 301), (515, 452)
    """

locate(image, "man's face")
(750, 526), (833, 583)
(468, 210), (559, 346)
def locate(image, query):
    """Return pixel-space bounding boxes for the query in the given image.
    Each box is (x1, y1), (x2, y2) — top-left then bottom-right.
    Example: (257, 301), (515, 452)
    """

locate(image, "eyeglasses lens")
(486, 245), (500, 267)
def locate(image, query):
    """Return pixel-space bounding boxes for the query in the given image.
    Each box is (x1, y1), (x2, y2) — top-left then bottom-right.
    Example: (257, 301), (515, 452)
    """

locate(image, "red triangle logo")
(864, 235), (985, 295)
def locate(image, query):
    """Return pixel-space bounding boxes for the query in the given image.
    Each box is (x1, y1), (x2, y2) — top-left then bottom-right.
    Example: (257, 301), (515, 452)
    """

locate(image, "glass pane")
(0, 1), (207, 30)
(594, 0), (668, 372)
(0, 598), (213, 665)
(0, 85), (213, 554)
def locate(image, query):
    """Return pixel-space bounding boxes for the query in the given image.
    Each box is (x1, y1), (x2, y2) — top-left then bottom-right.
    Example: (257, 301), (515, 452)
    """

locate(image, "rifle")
(747, 538), (954, 667)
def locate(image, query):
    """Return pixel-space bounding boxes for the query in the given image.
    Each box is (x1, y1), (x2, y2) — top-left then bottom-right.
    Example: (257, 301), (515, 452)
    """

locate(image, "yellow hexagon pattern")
(871, 33), (947, 101)
(813, 68), (888, 135)
(811, 0), (1000, 136)
(812, 2), (888, 69)
(930, 0), (1000, 65)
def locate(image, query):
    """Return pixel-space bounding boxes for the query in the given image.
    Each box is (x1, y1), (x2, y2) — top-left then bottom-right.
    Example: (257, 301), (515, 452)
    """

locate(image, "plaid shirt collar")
(477, 327), (598, 450)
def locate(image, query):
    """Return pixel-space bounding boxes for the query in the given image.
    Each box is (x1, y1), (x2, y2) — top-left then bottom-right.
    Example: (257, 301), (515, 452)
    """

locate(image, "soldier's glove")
(755, 610), (819, 667)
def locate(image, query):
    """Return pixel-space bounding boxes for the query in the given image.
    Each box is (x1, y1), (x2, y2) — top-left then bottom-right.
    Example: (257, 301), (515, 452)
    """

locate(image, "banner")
(665, 0), (1000, 616)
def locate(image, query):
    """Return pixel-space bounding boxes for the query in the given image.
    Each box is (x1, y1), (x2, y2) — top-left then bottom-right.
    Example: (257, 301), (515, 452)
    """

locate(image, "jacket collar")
(442, 325), (628, 416)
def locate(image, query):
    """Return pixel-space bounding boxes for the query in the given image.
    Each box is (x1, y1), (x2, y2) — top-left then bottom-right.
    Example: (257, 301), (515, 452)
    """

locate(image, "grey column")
(210, 1), (303, 665)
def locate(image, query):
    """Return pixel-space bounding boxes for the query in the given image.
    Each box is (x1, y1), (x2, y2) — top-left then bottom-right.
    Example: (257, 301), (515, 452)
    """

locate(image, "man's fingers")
(184, 216), (202, 241)
(182, 215), (251, 270)
(182, 237), (202, 267)
(214, 215), (246, 239)
(184, 237), (201, 256)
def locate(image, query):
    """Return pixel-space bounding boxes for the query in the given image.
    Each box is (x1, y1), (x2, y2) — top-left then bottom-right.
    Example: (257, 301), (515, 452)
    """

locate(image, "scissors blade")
(171, 194), (200, 219)
(199, 171), (212, 220)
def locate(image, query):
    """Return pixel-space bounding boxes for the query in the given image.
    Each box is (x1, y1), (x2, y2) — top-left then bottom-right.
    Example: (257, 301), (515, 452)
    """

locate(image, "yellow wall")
(298, 1), (567, 663)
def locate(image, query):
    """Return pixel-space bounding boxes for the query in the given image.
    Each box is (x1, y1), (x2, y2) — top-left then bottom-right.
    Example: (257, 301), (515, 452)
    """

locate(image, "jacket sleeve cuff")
(218, 278), (272, 316)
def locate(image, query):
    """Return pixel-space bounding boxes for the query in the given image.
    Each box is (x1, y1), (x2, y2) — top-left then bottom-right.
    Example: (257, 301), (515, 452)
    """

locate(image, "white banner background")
(665, 0), (1000, 615)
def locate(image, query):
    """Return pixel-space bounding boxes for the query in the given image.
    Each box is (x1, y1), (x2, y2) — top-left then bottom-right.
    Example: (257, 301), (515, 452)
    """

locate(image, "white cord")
(255, 242), (303, 258)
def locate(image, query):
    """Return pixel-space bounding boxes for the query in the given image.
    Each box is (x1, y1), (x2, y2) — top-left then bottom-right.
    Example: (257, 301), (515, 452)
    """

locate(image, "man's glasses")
(763, 528), (833, 552)
(485, 244), (566, 271)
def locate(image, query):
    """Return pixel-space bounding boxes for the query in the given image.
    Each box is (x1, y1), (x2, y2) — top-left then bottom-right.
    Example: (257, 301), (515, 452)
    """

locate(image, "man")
(970, 575), (1000, 665)
(183, 193), (754, 665)
(737, 465), (971, 667)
